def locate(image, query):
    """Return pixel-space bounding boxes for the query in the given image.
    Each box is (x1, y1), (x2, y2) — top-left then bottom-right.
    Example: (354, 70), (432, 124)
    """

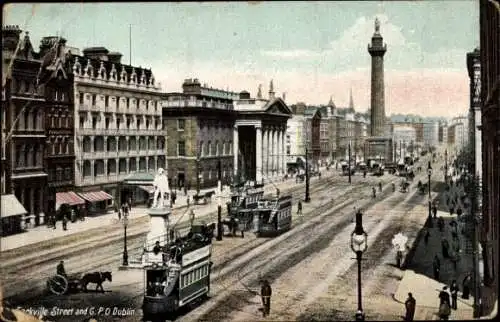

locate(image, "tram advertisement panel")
(181, 245), (211, 266)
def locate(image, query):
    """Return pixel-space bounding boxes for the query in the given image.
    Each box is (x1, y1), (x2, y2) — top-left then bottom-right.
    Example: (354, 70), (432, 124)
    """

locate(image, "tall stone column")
(282, 128), (286, 174)
(233, 125), (239, 176)
(262, 128), (267, 181)
(256, 125), (263, 184)
(368, 18), (387, 137)
(277, 130), (282, 175)
(271, 129), (276, 177)
(90, 137), (95, 152)
(265, 129), (270, 177)
(91, 160), (95, 180)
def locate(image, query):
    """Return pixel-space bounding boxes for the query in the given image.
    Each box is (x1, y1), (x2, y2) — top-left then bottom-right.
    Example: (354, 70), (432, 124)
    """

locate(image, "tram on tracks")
(222, 185), (264, 237)
(252, 195), (293, 237)
(142, 223), (214, 321)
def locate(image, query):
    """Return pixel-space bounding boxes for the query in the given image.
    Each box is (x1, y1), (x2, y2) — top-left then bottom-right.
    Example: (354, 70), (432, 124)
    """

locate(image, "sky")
(3, 1), (479, 118)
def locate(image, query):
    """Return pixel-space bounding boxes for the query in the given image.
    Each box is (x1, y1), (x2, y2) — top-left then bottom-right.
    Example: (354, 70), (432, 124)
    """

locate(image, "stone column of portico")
(233, 125), (239, 176)
(256, 125), (263, 184)
(277, 130), (282, 175)
(265, 128), (270, 178)
(271, 128), (276, 177)
(282, 128), (286, 175)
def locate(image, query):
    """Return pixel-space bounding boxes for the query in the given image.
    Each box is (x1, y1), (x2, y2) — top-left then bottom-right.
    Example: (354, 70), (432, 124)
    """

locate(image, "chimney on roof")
(282, 92), (286, 102)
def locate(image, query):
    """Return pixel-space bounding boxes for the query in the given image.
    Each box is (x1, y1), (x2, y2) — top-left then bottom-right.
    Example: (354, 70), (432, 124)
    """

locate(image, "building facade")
(162, 79), (238, 190)
(2, 26), (47, 230)
(479, 0), (499, 315)
(423, 121), (439, 148)
(37, 36), (78, 216)
(467, 48), (482, 181)
(71, 47), (164, 208)
(162, 79), (291, 187)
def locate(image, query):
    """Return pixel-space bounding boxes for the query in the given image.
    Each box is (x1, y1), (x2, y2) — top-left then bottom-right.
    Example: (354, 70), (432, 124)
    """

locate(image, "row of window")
(80, 115), (162, 130)
(48, 167), (72, 182)
(81, 158), (166, 177)
(14, 145), (43, 168)
(78, 93), (160, 111)
(180, 264), (210, 289)
(82, 136), (165, 152)
(198, 140), (233, 157)
(15, 109), (44, 131)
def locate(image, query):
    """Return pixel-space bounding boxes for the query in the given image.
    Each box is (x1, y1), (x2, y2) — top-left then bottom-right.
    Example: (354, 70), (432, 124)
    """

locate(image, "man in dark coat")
(405, 292), (416, 321)
(433, 255), (441, 281)
(57, 260), (67, 277)
(462, 274), (472, 299)
(297, 200), (303, 216)
(432, 204), (438, 218)
(260, 279), (272, 317)
(450, 280), (459, 310)
(438, 286), (451, 320)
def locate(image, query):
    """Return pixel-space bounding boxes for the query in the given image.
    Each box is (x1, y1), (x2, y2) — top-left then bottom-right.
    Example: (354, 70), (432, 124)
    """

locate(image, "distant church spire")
(257, 84), (262, 99)
(349, 88), (354, 110)
(328, 95), (334, 106)
(268, 79), (275, 100)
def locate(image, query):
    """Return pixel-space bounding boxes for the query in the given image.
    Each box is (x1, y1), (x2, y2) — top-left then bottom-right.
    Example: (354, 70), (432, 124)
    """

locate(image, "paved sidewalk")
(0, 171), (334, 252)
(395, 206), (475, 320)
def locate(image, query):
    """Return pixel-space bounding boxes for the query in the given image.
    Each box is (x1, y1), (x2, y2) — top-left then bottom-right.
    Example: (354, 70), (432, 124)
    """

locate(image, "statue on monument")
(152, 168), (170, 208)
(375, 17), (380, 32)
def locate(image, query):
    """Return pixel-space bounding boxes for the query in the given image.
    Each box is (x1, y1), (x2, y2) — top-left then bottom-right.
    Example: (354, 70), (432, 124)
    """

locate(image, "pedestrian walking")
(424, 229), (430, 245)
(363, 170), (367, 178)
(462, 274), (472, 299)
(189, 209), (195, 227)
(441, 238), (450, 258)
(379, 182), (383, 192)
(432, 204), (438, 218)
(260, 279), (272, 317)
(62, 215), (67, 231)
(450, 280), (458, 310)
(52, 215), (57, 229)
(372, 187), (377, 198)
(187, 195), (190, 208)
(438, 217), (445, 232)
(456, 207), (462, 217)
(433, 255), (441, 281)
(404, 292), (416, 321)
(438, 286), (451, 320)
(297, 200), (303, 216)
(118, 208), (122, 221)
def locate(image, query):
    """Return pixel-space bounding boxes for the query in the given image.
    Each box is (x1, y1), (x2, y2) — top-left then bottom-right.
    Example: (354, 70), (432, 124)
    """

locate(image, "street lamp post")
(350, 209), (368, 322)
(427, 161), (433, 228)
(122, 211), (129, 266)
(305, 147), (310, 202)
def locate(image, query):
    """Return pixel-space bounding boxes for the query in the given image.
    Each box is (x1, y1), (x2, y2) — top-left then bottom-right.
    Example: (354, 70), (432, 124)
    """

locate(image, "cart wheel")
(48, 274), (68, 295)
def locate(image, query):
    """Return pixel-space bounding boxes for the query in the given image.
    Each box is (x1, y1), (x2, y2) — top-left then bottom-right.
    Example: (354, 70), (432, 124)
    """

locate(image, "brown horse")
(81, 271), (112, 292)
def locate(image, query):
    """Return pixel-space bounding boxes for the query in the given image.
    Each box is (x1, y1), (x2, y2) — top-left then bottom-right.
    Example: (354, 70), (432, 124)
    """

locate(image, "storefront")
(77, 191), (114, 214)
(55, 191), (86, 221)
(120, 172), (155, 207)
(1, 194), (28, 236)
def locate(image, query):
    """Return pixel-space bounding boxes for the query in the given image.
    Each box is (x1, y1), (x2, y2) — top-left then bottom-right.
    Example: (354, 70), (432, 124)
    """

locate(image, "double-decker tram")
(222, 185), (264, 237)
(252, 195), (293, 237)
(142, 224), (214, 321)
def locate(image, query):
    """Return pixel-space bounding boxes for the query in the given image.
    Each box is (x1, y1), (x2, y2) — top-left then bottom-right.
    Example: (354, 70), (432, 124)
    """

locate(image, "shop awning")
(138, 185), (155, 194)
(78, 191), (113, 203)
(1, 194), (27, 218)
(123, 172), (155, 185)
(56, 191), (85, 208)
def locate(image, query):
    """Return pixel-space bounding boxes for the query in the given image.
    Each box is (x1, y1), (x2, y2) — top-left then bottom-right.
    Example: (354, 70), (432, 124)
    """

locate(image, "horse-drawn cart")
(47, 273), (81, 295)
(47, 271), (112, 295)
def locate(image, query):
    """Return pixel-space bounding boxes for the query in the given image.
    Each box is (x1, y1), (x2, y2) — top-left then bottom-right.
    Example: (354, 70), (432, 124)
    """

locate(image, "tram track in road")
(188, 174), (427, 322)
(1, 173), (345, 304)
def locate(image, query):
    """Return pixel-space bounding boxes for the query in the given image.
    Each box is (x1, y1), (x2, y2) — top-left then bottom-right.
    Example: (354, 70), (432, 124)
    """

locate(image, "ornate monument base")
(364, 137), (393, 165)
(145, 206), (171, 250)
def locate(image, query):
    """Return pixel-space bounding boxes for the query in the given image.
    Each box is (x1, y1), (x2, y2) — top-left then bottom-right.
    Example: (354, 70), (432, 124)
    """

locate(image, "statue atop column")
(375, 17), (380, 33)
(152, 168), (170, 208)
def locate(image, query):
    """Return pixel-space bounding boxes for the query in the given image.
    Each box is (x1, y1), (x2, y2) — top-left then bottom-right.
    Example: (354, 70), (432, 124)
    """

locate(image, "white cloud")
(260, 49), (322, 59)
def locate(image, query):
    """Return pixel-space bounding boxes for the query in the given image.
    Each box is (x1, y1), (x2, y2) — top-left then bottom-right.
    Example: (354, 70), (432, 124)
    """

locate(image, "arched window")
(17, 144), (25, 167)
(32, 145), (38, 167)
(212, 141), (217, 156)
(36, 144), (43, 163)
(129, 158), (137, 172)
(37, 111), (43, 129)
(83, 160), (91, 177)
(32, 110), (38, 130)
(207, 141), (212, 156)
(199, 141), (204, 156)
(25, 111), (30, 130)
(26, 145), (33, 167)
(54, 138), (60, 155)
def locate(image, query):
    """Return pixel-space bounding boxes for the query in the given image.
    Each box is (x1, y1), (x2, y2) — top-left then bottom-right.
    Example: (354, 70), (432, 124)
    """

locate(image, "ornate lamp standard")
(122, 211), (129, 266)
(350, 209), (368, 322)
(427, 161), (433, 228)
(305, 147), (310, 202)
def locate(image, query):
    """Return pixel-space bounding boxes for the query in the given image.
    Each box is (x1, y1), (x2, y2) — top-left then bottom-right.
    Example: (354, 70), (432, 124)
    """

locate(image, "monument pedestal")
(145, 206), (171, 250)
(364, 136), (393, 165)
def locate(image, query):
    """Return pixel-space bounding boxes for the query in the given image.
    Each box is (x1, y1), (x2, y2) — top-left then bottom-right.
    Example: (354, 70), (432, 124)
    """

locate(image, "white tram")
(142, 224), (214, 321)
(252, 195), (293, 237)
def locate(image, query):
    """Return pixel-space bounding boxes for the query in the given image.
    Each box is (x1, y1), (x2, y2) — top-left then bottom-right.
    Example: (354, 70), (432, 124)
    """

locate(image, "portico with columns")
(232, 84), (291, 185)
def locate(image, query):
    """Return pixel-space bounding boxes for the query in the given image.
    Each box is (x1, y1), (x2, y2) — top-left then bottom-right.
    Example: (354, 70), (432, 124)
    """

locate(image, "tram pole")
(216, 158), (223, 241)
(305, 147), (310, 203)
(122, 212), (129, 266)
(348, 141), (352, 184)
